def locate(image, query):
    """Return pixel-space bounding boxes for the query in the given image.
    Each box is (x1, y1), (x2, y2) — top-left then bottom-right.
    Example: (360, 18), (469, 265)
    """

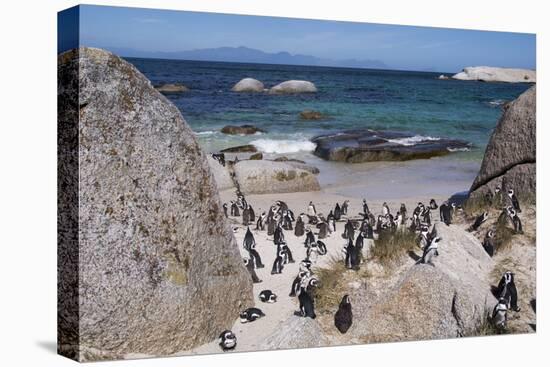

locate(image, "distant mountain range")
(104, 45), (388, 70)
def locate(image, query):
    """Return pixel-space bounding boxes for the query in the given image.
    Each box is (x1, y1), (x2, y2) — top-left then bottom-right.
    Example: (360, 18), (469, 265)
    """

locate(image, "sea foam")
(250, 139), (317, 154)
(386, 135), (441, 146)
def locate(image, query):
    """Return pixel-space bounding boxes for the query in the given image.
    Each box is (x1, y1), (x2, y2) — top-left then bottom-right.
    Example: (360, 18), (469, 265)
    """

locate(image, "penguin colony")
(211, 167), (526, 350)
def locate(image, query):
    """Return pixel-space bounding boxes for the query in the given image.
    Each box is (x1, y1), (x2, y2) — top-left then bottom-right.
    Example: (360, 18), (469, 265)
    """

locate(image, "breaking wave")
(386, 135), (441, 146)
(250, 139), (317, 154)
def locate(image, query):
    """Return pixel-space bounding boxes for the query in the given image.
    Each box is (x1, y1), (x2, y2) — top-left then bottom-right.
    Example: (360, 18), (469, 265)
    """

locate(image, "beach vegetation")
(371, 229), (418, 266)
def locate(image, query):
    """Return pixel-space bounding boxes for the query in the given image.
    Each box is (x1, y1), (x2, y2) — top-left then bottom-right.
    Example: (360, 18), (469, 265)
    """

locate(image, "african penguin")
(418, 236), (441, 265)
(468, 211), (489, 232)
(362, 199), (370, 215)
(341, 200), (349, 215)
(429, 198), (438, 210)
(290, 270), (310, 297)
(256, 211), (267, 231)
(316, 240), (328, 255)
(259, 290), (277, 303)
(274, 224), (285, 245)
(212, 153), (226, 167)
(271, 249), (285, 274)
(439, 202), (452, 226)
(222, 203), (228, 218)
(382, 202), (390, 216)
(297, 277), (318, 319)
(507, 189), (521, 213)
(239, 307), (265, 323)
(342, 219), (355, 240)
(317, 221), (329, 239)
(230, 201), (240, 216)
(327, 211), (336, 233)
(482, 229), (495, 257)
(334, 203), (342, 221)
(343, 238), (360, 270)
(492, 298), (508, 330)
(294, 214), (305, 237)
(307, 201), (317, 218)
(496, 271), (521, 312)
(334, 295), (352, 333)
(304, 228), (316, 248)
(218, 330), (236, 351)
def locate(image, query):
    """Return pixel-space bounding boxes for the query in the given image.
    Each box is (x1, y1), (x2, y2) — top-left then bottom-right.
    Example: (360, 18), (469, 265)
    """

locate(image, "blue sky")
(63, 4), (536, 72)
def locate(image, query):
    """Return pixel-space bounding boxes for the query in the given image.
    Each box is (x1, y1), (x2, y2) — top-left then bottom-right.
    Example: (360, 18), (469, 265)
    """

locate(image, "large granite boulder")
(470, 86), (536, 198)
(231, 77), (265, 92)
(220, 144), (258, 153)
(207, 156), (235, 191)
(312, 130), (471, 163)
(258, 316), (330, 350)
(269, 80), (317, 94)
(58, 48), (253, 361)
(233, 160), (320, 194)
(354, 223), (495, 342)
(452, 66), (536, 83)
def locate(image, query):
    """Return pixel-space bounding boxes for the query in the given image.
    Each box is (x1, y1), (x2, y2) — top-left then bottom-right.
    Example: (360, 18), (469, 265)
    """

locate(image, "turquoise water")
(128, 57), (530, 161)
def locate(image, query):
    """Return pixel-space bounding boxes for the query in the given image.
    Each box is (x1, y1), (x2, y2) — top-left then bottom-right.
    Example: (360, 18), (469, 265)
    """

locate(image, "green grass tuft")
(371, 230), (418, 266)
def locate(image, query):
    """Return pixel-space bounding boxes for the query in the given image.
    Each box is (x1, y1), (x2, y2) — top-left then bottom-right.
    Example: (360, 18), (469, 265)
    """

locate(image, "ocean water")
(127, 57), (530, 161)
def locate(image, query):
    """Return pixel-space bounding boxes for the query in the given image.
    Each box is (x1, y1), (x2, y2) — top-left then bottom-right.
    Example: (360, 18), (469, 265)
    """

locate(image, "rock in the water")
(249, 152), (263, 160)
(233, 160), (320, 194)
(220, 144), (258, 153)
(221, 125), (266, 135)
(258, 316), (329, 350)
(452, 66), (536, 83)
(354, 223), (495, 342)
(299, 110), (325, 120)
(231, 77), (265, 92)
(58, 48), (253, 361)
(269, 80), (317, 94)
(438, 74), (450, 80)
(312, 130), (471, 163)
(470, 86), (536, 198)
(155, 83), (189, 93)
(207, 156), (236, 191)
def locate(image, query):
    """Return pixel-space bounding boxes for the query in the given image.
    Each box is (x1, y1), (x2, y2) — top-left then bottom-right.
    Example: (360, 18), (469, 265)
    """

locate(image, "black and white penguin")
(413, 202), (424, 217)
(239, 308), (265, 323)
(341, 200), (349, 216)
(304, 228), (316, 248)
(271, 249), (285, 274)
(327, 211), (336, 233)
(307, 201), (317, 218)
(399, 203), (407, 222)
(418, 236), (441, 265)
(242, 205), (251, 225)
(230, 201), (240, 217)
(334, 295), (352, 334)
(282, 210), (293, 230)
(429, 198), (438, 210)
(248, 204), (255, 223)
(243, 227), (256, 251)
(355, 233), (364, 263)
(276, 200), (289, 212)
(362, 199), (370, 215)
(382, 202), (390, 216)
(267, 217), (276, 236)
(289, 270), (310, 297)
(482, 229), (495, 257)
(316, 240), (328, 255)
(468, 211), (489, 232)
(297, 277), (318, 319)
(294, 214), (305, 237)
(218, 330), (236, 351)
(492, 298), (508, 330)
(496, 271), (521, 312)
(222, 203), (228, 218)
(259, 290), (277, 303)
(274, 224), (285, 245)
(279, 242), (295, 263)
(342, 219), (355, 240)
(334, 203), (342, 221)
(344, 238), (360, 270)
(256, 212), (267, 231)
(243, 258), (262, 283)
(317, 220), (329, 239)
(507, 189), (521, 213)
(507, 207), (523, 234)
(439, 202), (452, 226)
